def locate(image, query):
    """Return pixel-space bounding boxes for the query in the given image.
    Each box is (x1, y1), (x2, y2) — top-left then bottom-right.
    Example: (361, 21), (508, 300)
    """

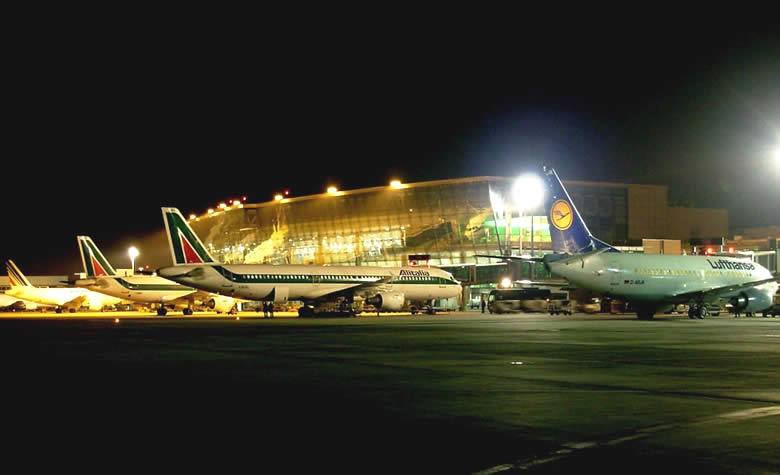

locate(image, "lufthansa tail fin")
(6, 260), (34, 288)
(77, 236), (117, 277)
(542, 167), (619, 254)
(161, 208), (217, 265)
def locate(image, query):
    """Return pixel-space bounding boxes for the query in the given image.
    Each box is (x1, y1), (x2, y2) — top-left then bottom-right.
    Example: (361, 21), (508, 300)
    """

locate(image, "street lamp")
(511, 174), (545, 254)
(511, 174), (545, 279)
(128, 247), (139, 275)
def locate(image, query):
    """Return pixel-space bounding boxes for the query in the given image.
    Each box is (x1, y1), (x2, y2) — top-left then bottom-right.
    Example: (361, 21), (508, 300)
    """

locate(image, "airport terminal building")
(176, 176), (731, 306)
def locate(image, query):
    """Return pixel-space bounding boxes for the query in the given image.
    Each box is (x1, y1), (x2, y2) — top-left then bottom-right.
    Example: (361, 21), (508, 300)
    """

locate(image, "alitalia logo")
(178, 229), (206, 264)
(79, 238), (115, 277)
(90, 254), (109, 276)
(165, 209), (214, 264)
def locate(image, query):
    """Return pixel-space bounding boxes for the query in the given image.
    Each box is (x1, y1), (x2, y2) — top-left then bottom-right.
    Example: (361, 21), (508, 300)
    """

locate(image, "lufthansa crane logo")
(550, 200), (573, 231)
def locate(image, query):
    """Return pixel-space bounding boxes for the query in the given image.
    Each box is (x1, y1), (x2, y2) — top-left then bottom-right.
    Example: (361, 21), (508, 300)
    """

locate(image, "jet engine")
(208, 296), (235, 313)
(365, 292), (405, 311)
(729, 289), (773, 314)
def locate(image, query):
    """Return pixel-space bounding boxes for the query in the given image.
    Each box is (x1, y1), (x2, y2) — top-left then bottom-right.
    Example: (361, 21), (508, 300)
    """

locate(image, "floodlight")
(511, 174), (545, 212)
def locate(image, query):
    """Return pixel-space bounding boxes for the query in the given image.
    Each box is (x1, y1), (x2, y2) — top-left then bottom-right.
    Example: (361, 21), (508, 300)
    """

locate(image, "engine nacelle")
(365, 292), (405, 311)
(729, 289), (773, 313)
(208, 296), (235, 313)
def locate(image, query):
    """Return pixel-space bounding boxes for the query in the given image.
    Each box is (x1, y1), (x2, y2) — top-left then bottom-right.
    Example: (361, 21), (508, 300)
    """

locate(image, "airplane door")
(312, 270), (320, 289)
(609, 260), (621, 287)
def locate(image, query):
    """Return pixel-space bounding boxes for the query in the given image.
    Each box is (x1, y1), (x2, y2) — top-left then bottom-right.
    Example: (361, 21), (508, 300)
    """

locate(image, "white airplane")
(74, 236), (236, 316)
(5, 260), (123, 313)
(486, 167), (778, 320)
(156, 208), (462, 316)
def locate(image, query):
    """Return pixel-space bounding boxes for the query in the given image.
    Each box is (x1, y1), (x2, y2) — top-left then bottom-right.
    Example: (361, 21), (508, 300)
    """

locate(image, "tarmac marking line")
(473, 405), (780, 474)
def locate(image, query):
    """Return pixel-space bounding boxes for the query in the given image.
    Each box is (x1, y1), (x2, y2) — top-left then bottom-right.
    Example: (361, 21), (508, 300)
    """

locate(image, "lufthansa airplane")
(156, 208), (462, 316)
(74, 236), (236, 315)
(488, 167), (778, 320)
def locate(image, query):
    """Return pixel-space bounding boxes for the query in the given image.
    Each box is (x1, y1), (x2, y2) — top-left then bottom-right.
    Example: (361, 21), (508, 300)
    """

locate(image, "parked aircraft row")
(3, 209), (463, 316)
(4, 167), (776, 318)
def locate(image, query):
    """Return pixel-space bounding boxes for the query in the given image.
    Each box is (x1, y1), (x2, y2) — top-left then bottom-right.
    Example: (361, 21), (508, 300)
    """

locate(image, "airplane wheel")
(157, 307), (167, 316)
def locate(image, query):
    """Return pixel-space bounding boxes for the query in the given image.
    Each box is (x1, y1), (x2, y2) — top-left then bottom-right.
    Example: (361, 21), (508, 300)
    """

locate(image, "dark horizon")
(3, 28), (779, 275)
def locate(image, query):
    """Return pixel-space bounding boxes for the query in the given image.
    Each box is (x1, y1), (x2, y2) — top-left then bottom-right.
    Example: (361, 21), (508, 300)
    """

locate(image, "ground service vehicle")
(763, 293), (780, 318)
(487, 288), (551, 314)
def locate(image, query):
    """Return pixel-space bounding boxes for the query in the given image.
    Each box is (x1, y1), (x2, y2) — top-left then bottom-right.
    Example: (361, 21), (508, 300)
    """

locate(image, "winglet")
(6, 260), (33, 288)
(161, 207), (216, 265)
(77, 236), (117, 277)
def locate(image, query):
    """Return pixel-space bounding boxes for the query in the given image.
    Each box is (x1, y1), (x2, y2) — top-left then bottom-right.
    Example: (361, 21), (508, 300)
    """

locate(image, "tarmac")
(1, 310), (778, 473)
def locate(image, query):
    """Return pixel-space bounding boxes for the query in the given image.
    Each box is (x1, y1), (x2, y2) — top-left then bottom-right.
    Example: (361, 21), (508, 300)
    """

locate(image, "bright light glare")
(501, 278), (513, 288)
(390, 180), (403, 189)
(512, 174), (545, 211)
(327, 186), (338, 194)
(128, 247), (139, 259)
(274, 194), (283, 201)
(773, 143), (780, 169)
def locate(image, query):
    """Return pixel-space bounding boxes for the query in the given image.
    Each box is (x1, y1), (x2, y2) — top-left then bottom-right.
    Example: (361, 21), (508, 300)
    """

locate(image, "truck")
(487, 288), (552, 314)
(547, 291), (573, 315)
(762, 293), (780, 318)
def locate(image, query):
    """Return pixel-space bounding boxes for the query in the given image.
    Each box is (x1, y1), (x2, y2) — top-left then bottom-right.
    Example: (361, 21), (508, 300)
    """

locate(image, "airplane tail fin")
(161, 207), (217, 265)
(77, 236), (117, 277)
(542, 167), (618, 254)
(6, 260), (33, 288)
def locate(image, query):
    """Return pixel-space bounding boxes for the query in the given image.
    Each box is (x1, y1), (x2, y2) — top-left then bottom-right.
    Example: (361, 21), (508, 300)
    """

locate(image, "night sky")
(3, 26), (779, 275)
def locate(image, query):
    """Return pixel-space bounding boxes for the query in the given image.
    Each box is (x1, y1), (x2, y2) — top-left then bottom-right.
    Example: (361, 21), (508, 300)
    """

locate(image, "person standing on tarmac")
(262, 301), (269, 318)
(269, 302), (274, 318)
(481, 297), (486, 313)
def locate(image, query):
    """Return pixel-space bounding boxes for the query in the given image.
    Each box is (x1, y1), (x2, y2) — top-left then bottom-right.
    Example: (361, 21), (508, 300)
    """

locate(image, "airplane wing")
(63, 294), (88, 309)
(672, 275), (780, 302)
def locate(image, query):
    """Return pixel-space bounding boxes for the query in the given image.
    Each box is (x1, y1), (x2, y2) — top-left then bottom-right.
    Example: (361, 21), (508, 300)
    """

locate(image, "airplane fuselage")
(78, 275), (197, 304)
(158, 264), (462, 303)
(549, 253), (777, 310)
(6, 286), (122, 309)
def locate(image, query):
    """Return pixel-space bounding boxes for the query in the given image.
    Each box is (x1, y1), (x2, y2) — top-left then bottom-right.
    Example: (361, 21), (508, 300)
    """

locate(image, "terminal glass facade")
(186, 178), (632, 285)
(188, 178), (559, 283)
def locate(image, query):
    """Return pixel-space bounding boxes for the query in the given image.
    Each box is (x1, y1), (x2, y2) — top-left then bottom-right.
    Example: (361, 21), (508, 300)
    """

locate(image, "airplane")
(5, 260), (123, 313)
(483, 167), (778, 320)
(156, 208), (462, 316)
(74, 236), (236, 316)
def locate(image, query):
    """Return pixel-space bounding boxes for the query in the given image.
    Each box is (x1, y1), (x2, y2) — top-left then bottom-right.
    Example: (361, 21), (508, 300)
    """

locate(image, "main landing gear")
(688, 304), (708, 319)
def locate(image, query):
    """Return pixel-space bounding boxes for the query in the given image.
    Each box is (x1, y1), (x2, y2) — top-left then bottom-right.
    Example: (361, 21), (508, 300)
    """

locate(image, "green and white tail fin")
(162, 207), (217, 265)
(77, 236), (117, 277)
(6, 260), (33, 288)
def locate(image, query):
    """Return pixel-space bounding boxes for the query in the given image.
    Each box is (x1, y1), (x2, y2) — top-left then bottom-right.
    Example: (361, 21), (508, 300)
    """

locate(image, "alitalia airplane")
(156, 208), (462, 316)
(74, 236), (236, 316)
(492, 167), (778, 320)
(5, 260), (123, 313)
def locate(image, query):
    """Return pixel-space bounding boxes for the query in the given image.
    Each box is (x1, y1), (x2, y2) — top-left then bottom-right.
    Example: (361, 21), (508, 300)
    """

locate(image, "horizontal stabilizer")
(475, 255), (545, 263)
